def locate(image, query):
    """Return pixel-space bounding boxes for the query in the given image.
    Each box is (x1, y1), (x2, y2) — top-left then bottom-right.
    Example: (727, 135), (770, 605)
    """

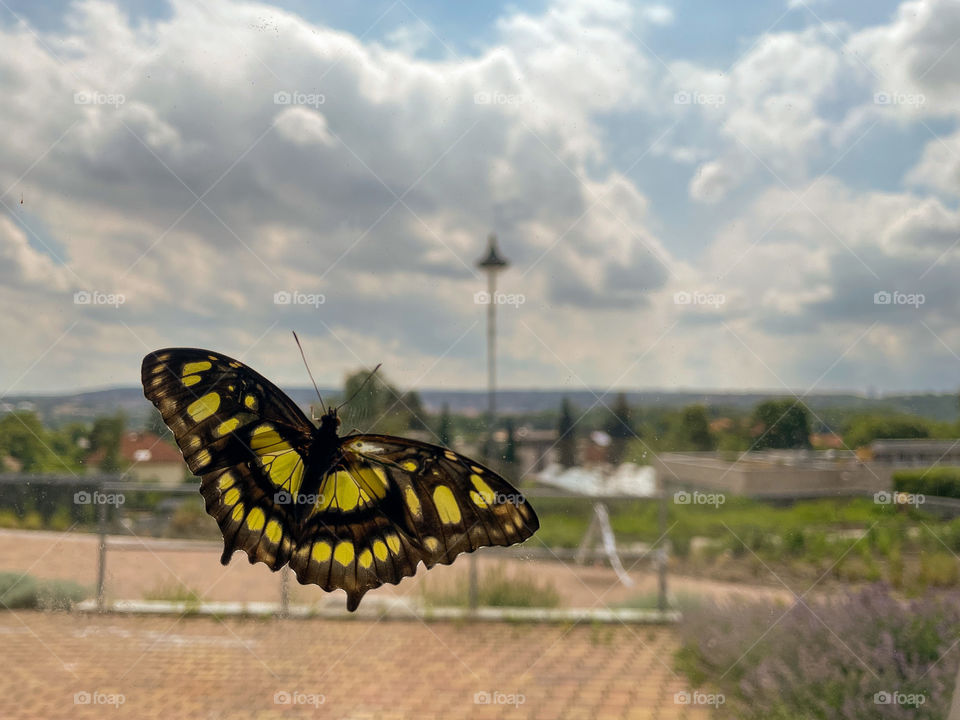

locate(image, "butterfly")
(141, 348), (539, 611)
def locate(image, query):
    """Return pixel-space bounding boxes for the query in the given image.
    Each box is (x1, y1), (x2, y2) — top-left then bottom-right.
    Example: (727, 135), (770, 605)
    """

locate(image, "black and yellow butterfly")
(141, 348), (539, 610)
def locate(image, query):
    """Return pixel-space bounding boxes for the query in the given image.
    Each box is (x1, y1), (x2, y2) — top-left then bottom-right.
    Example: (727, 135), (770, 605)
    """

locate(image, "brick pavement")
(0, 612), (716, 719)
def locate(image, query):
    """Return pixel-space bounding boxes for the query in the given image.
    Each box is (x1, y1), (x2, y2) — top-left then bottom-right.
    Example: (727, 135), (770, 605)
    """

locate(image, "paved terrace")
(0, 612), (713, 719)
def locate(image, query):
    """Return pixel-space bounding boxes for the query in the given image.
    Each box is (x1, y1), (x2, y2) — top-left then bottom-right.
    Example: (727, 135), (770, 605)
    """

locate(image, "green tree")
(557, 399), (577, 468)
(678, 405), (714, 451)
(0, 412), (59, 472)
(751, 399), (811, 450)
(339, 368), (406, 434)
(90, 412), (126, 472)
(844, 414), (931, 449)
(437, 404), (453, 447)
(402, 390), (429, 432)
(605, 393), (634, 465)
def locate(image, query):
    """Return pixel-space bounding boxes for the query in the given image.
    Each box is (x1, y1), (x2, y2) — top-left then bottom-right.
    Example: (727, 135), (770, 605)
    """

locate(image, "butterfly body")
(141, 348), (539, 610)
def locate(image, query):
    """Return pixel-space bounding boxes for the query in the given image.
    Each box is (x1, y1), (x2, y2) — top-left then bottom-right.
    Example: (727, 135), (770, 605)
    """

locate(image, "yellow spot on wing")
(432, 485), (462, 524)
(194, 449), (211, 469)
(444, 451), (457, 461)
(182, 361), (211, 375)
(244, 394), (258, 410)
(265, 520), (283, 543)
(232, 503), (245, 521)
(358, 549), (373, 569)
(334, 541), (355, 566)
(400, 460), (418, 472)
(470, 466), (484, 474)
(470, 491), (488, 508)
(423, 536), (440, 552)
(182, 375), (201, 387)
(404, 487), (422, 517)
(246, 507), (265, 531)
(218, 472), (236, 490)
(216, 417), (240, 436)
(353, 465), (388, 499)
(373, 540), (388, 561)
(471, 475), (496, 504)
(187, 392), (220, 422)
(312, 542), (331, 562)
(386, 534), (401, 554)
(250, 424), (291, 453)
(223, 487), (241, 506)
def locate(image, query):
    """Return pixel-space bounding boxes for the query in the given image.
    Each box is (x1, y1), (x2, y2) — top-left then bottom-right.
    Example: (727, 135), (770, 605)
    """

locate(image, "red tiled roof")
(86, 431), (183, 465)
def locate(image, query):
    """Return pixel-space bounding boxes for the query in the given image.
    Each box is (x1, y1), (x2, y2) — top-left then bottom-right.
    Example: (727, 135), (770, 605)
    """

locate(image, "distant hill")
(2, 386), (958, 427)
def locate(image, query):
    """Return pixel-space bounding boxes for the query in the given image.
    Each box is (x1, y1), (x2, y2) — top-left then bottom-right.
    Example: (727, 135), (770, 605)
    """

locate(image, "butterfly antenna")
(293, 331), (326, 414)
(337, 363), (383, 411)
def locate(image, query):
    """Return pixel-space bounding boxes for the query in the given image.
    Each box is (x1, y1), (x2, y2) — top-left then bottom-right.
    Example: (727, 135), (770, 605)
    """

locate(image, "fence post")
(657, 479), (669, 612)
(280, 566), (290, 618)
(468, 554), (479, 612)
(96, 480), (108, 612)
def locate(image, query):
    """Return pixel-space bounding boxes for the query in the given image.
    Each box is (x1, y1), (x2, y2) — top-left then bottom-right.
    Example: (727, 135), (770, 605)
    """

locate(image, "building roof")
(86, 431), (183, 465)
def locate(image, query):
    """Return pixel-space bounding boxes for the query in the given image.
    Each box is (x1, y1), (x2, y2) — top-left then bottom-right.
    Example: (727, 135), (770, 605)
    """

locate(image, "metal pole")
(657, 477), (668, 612)
(470, 270), (496, 613)
(96, 486), (108, 612)
(280, 566), (290, 618)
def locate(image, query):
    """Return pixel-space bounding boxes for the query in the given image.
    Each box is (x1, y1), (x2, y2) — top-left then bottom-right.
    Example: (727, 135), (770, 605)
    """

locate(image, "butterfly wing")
(340, 435), (540, 564)
(141, 348), (315, 571)
(287, 433), (539, 609)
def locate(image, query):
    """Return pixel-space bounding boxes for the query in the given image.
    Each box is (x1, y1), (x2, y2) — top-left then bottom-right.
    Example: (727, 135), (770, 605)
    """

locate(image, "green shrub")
(894, 467), (960, 498)
(918, 552), (960, 589)
(423, 564), (560, 608)
(0, 571), (87, 610)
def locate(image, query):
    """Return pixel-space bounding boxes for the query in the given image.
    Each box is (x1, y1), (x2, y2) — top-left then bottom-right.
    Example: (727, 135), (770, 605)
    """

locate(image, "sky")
(2, 0), (960, 396)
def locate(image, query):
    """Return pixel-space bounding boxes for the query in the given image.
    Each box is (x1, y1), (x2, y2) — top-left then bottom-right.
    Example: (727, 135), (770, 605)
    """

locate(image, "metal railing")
(0, 474), (672, 616)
